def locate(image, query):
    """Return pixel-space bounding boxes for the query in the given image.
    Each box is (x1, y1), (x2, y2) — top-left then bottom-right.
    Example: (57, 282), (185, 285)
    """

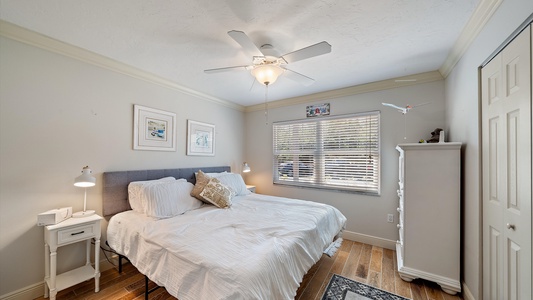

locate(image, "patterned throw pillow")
(199, 178), (236, 208)
(190, 170), (211, 202)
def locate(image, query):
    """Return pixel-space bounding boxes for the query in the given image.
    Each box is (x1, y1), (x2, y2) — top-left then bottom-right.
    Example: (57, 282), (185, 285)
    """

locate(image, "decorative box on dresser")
(395, 142), (462, 295)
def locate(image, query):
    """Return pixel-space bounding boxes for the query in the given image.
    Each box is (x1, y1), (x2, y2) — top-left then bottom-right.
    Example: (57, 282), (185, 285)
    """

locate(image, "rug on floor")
(321, 274), (410, 300)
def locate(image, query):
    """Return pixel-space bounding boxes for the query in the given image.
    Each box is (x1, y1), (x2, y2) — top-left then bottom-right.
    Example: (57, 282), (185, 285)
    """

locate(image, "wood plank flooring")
(35, 240), (463, 300)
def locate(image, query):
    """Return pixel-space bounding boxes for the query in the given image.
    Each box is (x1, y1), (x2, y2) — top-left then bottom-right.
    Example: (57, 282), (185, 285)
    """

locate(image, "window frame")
(272, 111), (381, 195)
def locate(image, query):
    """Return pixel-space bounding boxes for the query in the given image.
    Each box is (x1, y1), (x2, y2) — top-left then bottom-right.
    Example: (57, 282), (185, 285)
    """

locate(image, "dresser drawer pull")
(71, 231), (85, 236)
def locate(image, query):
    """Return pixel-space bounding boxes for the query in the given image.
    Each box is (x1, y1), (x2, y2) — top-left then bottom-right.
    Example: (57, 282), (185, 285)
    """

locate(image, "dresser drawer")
(57, 223), (96, 245)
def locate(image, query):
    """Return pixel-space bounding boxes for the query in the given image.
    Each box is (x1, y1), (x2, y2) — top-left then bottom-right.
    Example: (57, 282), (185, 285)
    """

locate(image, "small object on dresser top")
(37, 207), (72, 226)
(426, 128), (443, 143)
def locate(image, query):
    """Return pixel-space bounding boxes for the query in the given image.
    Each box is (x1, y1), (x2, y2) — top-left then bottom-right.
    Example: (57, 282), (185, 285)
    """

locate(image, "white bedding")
(107, 193), (346, 300)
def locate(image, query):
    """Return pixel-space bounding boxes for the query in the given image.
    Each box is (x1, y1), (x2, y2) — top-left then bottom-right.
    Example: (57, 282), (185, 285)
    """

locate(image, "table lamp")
(73, 166), (96, 218)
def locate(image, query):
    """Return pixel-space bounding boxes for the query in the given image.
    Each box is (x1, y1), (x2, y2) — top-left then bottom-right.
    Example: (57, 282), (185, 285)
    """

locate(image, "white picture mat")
(133, 105), (176, 151)
(187, 120), (215, 156)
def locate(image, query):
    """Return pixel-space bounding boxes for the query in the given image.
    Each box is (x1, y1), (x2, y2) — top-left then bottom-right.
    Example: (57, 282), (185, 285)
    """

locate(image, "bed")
(103, 166), (346, 300)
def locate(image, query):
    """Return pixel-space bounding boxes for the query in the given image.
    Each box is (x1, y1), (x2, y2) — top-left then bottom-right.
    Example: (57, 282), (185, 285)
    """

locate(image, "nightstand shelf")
(45, 264), (96, 292)
(43, 214), (102, 300)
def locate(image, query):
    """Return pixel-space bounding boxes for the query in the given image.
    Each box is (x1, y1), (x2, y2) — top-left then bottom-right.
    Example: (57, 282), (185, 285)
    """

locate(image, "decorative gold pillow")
(190, 170), (211, 202)
(199, 178), (235, 208)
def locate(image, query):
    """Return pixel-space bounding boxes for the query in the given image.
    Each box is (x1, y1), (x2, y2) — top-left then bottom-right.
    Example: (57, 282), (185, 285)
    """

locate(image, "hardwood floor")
(35, 240), (463, 300)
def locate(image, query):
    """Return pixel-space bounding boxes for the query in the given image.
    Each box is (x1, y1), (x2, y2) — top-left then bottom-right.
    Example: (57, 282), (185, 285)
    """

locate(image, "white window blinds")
(273, 111), (380, 194)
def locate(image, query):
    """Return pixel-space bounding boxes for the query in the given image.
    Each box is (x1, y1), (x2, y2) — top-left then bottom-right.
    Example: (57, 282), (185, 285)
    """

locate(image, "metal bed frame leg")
(144, 275), (161, 299)
(145, 276), (149, 300)
(105, 241), (160, 299)
(119, 254), (123, 273)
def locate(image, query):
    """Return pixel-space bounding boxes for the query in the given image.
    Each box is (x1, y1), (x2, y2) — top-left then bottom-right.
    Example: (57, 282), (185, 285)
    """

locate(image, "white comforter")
(107, 193), (346, 300)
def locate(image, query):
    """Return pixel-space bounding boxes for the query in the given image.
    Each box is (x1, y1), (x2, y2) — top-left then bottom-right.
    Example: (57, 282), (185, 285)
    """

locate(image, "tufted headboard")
(102, 166), (231, 216)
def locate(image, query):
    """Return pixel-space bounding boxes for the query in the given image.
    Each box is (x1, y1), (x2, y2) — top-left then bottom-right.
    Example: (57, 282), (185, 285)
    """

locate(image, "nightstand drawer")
(58, 224), (95, 245)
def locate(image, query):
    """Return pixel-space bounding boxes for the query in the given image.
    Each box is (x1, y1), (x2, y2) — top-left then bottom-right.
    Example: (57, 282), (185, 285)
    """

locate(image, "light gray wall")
(0, 36), (245, 296)
(445, 1), (533, 299)
(244, 81), (446, 242)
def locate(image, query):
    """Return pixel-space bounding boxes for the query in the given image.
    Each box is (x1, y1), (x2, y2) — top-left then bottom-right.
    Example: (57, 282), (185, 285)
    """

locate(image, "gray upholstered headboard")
(102, 166), (231, 216)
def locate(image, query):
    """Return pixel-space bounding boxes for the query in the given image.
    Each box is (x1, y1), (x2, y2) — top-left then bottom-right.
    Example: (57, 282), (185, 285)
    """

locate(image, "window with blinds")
(273, 111), (380, 194)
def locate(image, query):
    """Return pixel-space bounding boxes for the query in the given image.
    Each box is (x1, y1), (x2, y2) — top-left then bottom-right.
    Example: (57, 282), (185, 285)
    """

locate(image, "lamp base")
(72, 210), (95, 218)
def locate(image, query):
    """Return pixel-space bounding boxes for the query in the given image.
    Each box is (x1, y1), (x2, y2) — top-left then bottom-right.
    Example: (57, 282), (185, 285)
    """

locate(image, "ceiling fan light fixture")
(251, 64), (283, 85)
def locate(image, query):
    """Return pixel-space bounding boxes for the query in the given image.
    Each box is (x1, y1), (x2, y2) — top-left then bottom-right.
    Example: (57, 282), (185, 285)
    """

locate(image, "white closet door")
(482, 25), (531, 300)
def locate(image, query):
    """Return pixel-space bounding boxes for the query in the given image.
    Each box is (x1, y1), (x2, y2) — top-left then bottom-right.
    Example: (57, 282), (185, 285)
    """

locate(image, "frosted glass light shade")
(251, 65), (283, 85)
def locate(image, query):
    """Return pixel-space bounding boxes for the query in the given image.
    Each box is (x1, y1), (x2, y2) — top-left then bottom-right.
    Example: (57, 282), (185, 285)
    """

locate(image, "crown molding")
(244, 71), (443, 112)
(1, 0), (498, 113)
(0, 20), (245, 112)
(439, 0), (502, 77)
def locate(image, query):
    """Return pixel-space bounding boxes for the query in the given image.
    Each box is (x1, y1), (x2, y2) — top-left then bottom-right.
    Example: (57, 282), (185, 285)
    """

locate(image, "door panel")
(482, 25), (531, 300)
(507, 240), (520, 300)
(489, 227), (501, 299)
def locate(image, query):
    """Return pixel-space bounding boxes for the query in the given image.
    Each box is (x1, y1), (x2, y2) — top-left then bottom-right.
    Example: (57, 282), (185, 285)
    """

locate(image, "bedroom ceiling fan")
(382, 102), (430, 115)
(382, 102), (431, 140)
(204, 30), (332, 86)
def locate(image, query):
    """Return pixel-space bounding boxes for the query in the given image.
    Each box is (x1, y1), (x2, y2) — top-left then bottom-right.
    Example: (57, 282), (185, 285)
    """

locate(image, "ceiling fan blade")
(282, 67), (315, 86)
(228, 30), (264, 57)
(204, 65), (250, 74)
(382, 103), (405, 110)
(281, 41), (331, 64)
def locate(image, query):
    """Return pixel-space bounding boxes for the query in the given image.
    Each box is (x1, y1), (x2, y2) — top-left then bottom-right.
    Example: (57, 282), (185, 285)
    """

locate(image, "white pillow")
(216, 173), (251, 196)
(128, 177), (176, 213)
(143, 180), (202, 218)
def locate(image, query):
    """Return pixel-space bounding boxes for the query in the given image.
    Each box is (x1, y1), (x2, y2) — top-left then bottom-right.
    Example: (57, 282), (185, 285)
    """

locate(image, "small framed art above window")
(273, 111), (380, 195)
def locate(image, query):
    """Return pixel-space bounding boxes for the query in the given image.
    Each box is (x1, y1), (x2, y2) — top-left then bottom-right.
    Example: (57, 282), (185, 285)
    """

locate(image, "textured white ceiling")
(0, 0), (478, 106)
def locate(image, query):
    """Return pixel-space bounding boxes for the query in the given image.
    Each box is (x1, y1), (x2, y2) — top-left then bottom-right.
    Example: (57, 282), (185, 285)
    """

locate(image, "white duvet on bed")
(107, 193), (346, 300)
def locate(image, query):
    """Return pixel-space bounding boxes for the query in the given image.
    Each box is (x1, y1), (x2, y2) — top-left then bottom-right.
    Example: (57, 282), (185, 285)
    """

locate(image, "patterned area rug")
(321, 274), (410, 300)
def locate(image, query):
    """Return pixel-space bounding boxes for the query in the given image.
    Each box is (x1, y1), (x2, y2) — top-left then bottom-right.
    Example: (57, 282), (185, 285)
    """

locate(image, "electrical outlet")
(387, 214), (394, 223)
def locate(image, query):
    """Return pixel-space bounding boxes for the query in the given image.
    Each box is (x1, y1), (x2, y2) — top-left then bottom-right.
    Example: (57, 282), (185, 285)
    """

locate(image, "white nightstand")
(246, 185), (256, 193)
(43, 214), (102, 300)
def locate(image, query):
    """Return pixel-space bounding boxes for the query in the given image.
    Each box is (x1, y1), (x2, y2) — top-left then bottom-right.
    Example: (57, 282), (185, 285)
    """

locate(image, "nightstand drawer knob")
(71, 231), (85, 236)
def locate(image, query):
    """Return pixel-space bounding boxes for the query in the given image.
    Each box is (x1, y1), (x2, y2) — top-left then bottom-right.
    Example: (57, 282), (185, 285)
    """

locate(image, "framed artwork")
(306, 103), (330, 117)
(133, 105), (176, 151)
(187, 120), (215, 156)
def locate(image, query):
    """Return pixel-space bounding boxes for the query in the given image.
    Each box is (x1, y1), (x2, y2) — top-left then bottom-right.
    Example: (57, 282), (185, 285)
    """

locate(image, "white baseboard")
(342, 230), (397, 250)
(462, 282), (476, 300)
(0, 282), (43, 300)
(0, 259), (117, 300)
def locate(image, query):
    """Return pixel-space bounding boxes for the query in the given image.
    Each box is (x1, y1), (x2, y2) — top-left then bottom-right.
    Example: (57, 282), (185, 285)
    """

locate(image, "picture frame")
(187, 120), (215, 156)
(306, 103), (330, 117)
(133, 105), (176, 151)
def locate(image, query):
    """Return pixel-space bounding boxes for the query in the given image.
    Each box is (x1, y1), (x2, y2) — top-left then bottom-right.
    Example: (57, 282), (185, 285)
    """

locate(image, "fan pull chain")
(403, 114), (407, 140)
(264, 83), (269, 125)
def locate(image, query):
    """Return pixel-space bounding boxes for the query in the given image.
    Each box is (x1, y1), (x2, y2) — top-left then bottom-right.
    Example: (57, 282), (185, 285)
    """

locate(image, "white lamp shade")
(74, 166), (96, 187)
(251, 65), (283, 85)
(242, 162), (251, 173)
(73, 166), (96, 218)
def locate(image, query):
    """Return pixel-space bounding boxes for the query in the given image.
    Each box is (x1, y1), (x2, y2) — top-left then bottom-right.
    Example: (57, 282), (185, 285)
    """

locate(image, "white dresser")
(395, 142), (461, 295)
